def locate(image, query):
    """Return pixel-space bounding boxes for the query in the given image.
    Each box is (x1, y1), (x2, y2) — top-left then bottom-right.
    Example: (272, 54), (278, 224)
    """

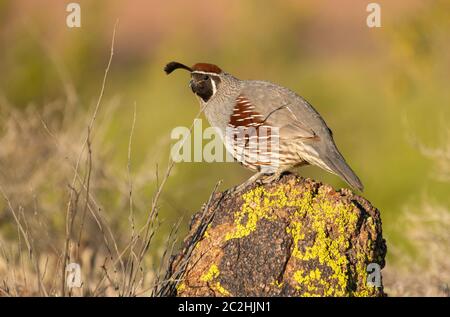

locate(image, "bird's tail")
(320, 145), (364, 192)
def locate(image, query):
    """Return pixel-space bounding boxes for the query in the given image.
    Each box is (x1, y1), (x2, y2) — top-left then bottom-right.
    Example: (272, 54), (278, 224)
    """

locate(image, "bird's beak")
(189, 79), (198, 94)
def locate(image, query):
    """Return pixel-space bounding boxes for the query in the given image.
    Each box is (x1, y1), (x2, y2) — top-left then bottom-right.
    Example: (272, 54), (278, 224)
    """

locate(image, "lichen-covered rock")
(169, 174), (387, 297)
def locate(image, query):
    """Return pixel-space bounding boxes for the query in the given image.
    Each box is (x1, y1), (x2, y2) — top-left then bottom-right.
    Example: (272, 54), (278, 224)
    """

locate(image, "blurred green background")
(0, 0), (449, 295)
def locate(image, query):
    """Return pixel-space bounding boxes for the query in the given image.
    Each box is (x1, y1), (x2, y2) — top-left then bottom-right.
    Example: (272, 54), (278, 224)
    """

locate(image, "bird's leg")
(261, 171), (282, 184)
(261, 167), (291, 184)
(226, 171), (265, 195)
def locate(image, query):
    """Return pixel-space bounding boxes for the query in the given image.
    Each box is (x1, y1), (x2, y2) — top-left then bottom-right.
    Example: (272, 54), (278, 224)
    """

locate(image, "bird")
(164, 61), (364, 192)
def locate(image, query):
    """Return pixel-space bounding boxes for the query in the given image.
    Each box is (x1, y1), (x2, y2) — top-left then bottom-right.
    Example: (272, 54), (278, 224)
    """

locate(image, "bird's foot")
(261, 171), (284, 184)
(225, 170), (290, 195)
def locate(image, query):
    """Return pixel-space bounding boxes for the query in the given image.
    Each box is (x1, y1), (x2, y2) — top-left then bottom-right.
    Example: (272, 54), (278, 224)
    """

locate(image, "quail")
(164, 61), (364, 192)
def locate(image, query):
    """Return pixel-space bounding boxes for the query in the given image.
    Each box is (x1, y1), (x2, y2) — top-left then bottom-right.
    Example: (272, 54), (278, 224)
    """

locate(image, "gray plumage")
(165, 62), (364, 191)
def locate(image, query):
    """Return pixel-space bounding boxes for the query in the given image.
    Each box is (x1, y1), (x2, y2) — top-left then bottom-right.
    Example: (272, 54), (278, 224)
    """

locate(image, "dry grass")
(0, 20), (217, 296)
(383, 131), (450, 297)
(383, 200), (450, 297)
(0, 23), (192, 297)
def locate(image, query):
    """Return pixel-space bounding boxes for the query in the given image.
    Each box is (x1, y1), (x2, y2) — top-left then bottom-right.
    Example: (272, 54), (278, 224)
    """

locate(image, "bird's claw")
(261, 172), (283, 184)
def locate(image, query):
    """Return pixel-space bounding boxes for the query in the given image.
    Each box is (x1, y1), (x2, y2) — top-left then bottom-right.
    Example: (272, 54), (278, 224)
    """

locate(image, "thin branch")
(61, 19), (119, 297)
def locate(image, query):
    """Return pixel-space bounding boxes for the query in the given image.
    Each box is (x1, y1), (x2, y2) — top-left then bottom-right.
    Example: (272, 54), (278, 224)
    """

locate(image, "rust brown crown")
(164, 61), (223, 75)
(191, 63), (222, 74)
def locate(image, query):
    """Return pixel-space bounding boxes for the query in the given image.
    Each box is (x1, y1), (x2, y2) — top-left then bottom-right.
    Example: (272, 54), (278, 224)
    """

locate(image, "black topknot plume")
(164, 61), (193, 75)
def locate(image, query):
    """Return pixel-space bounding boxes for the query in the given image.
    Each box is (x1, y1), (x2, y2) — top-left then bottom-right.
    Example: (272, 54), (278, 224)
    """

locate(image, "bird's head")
(164, 61), (224, 102)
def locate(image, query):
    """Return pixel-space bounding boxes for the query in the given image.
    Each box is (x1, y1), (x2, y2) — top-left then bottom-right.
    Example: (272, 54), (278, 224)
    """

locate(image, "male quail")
(165, 61), (364, 192)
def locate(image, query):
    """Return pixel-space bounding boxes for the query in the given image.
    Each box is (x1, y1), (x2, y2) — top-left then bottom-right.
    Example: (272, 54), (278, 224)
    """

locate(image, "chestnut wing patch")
(228, 95), (265, 128)
(226, 95), (280, 170)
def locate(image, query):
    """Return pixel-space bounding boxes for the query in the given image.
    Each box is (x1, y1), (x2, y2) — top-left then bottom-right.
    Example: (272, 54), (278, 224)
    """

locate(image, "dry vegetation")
(383, 201), (450, 297)
(0, 25), (195, 297)
(383, 131), (450, 297)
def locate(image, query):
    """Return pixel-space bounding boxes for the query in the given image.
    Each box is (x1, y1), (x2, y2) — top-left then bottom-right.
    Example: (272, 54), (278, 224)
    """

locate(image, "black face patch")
(190, 73), (221, 102)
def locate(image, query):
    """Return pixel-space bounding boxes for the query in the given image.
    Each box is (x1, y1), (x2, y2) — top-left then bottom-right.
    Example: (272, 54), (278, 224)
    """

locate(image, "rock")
(166, 174), (387, 297)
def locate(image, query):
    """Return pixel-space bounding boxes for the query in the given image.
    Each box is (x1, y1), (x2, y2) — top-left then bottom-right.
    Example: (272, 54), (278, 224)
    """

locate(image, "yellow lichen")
(293, 268), (323, 293)
(366, 216), (377, 233)
(270, 280), (284, 288)
(225, 184), (308, 240)
(176, 282), (186, 293)
(200, 264), (231, 296)
(286, 221), (305, 258)
(222, 180), (380, 297)
(214, 282), (231, 296)
(200, 264), (220, 282)
(285, 186), (377, 296)
(352, 252), (378, 297)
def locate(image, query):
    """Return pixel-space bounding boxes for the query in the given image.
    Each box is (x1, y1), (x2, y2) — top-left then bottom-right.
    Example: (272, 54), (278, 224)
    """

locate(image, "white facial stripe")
(191, 70), (221, 77)
(210, 77), (217, 96)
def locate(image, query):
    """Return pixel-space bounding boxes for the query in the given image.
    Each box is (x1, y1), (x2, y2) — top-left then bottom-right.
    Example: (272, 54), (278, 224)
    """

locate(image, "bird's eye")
(203, 75), (209, 81)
